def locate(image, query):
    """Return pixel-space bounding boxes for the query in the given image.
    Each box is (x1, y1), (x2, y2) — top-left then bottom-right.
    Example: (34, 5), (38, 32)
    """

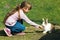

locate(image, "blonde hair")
(3, 1), (32, 24)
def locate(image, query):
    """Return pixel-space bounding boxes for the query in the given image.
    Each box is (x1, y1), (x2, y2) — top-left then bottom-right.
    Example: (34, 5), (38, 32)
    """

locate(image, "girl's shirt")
(5, 9), (40, 27)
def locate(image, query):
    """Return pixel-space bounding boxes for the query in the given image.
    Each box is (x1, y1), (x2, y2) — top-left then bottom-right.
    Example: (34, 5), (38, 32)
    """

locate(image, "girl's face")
(23, 7), (29, 13)
(22, 4), (31, 13)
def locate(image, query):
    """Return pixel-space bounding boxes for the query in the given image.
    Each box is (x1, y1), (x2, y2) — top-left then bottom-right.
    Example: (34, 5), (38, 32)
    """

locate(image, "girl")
(3, 1), (42, 37)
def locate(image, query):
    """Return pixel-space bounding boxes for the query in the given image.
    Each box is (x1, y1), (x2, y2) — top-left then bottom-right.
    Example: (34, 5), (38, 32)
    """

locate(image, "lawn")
(0, 26), (44, 40)
(0, 0), (60, 40)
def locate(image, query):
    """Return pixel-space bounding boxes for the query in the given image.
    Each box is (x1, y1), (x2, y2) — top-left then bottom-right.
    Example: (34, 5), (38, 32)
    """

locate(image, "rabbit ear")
(46, 18), (48, 23)
(42, 18), (45, 22)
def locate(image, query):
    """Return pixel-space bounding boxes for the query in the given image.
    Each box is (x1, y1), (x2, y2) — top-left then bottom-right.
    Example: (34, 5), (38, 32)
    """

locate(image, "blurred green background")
(0, 0), (60, 28)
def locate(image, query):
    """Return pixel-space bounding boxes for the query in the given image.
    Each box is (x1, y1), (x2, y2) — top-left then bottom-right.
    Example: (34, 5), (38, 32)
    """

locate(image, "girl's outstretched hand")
(35, 25), (43, 29)
(31, 25), (43, 29)
(38, 25), (43, 29)
(34, 25), (44, 31)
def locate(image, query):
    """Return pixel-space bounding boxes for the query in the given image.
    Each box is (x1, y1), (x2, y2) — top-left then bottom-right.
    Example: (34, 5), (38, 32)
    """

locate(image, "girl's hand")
(38, 25), (43, 29)
(32, 25), (43, 29)
(34, 25), (43, 29)
(35, 25), (43, 31)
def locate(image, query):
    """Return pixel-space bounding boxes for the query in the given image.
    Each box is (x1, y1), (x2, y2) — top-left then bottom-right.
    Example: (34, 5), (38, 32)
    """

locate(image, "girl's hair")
(3, 1), (32, 24)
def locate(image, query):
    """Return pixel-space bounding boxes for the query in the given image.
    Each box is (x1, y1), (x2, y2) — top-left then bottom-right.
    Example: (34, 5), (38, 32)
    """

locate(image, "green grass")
(0, 0), (60, 40)
(0, 27), (44, 40)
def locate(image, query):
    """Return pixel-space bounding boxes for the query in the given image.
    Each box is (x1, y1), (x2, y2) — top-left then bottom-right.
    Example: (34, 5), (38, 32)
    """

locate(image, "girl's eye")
(24, 7), (28, 9)
(24, 7), (31, 10)
(25, 8), (29, 10)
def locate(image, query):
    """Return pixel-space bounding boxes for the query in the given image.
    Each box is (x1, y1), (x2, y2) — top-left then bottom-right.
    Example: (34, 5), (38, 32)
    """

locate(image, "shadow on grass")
(39, 29), (60, 40)
(25, 30), (43, 33)
(25, 32), (34, 33)
(0, 30), (6, 36)
(35, 31), (43, 33)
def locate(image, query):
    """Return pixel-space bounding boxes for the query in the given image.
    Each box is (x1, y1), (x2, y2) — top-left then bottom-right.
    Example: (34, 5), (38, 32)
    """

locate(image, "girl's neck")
(20, 9), (25, 13)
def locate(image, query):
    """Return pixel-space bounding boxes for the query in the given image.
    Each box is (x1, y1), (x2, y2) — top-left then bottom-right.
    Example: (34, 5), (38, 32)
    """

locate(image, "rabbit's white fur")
(42, 18), (53, 34)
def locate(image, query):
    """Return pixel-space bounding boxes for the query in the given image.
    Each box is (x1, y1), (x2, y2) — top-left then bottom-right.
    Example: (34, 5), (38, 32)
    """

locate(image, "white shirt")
(5, 9), (40, 27)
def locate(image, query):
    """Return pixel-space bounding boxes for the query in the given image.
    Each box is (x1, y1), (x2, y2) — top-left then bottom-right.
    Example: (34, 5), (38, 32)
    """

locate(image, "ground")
(0, 25), (60, 40)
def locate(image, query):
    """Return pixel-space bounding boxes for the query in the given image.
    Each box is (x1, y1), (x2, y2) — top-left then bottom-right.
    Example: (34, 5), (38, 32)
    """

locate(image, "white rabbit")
(42, 18), (54, 34)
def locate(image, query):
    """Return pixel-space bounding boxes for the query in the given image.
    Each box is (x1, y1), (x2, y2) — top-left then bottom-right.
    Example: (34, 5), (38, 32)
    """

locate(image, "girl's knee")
(21, 26), (25, 31)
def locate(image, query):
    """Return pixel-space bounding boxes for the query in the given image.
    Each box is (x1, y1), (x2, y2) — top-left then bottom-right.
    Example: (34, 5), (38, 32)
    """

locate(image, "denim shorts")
(6, 21), (25, 33)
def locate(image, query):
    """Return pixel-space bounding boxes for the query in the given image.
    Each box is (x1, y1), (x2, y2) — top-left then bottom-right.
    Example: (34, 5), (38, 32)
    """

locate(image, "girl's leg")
(11, 22), (25, 34)
(4, 21), (25, 36)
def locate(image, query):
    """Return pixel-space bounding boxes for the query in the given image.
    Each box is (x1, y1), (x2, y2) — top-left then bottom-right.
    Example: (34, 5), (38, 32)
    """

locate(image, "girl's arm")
(20, 11), (41, 28)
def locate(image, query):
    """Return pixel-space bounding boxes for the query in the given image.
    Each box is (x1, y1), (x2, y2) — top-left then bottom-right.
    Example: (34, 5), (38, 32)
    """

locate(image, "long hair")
(3, 1), (32, 24)
(3, 5), (20, 24)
